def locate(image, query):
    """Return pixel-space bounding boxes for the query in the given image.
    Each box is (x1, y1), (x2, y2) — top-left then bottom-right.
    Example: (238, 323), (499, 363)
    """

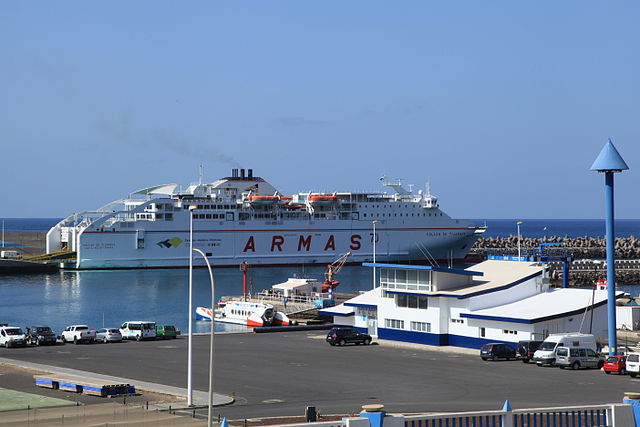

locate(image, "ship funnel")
(240, 169), (246, 179)
(248, 169), (253, 179)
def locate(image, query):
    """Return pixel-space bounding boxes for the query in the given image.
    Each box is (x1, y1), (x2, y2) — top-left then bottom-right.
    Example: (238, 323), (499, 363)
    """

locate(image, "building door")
(367, 316), (378, 337)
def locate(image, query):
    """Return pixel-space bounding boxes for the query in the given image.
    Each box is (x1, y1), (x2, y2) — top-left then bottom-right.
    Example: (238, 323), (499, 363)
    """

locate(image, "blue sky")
(1, 2), (638, 219)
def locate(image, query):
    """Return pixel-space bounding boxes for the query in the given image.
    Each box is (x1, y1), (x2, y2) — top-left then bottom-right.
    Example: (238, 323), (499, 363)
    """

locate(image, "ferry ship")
(46, 169), (484, 269)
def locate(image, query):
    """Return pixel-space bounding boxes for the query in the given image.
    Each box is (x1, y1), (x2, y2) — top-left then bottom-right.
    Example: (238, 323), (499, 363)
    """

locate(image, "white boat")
(196, 301), (290, 327)
(46, 169), (484, 269)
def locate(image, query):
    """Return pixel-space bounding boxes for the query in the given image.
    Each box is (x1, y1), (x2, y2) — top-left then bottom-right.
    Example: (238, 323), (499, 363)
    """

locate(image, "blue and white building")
(320, 260), (622, 349)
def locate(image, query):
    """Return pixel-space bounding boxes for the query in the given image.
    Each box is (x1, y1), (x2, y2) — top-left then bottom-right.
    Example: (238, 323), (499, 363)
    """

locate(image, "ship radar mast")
(422, 182), (439, 208)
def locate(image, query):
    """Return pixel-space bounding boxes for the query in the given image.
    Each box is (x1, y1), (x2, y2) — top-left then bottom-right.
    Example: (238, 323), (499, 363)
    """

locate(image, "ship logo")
(157, 237), (183, 248)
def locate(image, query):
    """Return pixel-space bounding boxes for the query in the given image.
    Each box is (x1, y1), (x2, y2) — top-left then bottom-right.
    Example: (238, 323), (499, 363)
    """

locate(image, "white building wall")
(466, 274), (544, 311)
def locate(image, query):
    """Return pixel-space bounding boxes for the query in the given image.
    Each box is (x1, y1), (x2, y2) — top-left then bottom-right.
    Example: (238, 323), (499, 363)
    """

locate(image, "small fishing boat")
(196, 300), (290, 327)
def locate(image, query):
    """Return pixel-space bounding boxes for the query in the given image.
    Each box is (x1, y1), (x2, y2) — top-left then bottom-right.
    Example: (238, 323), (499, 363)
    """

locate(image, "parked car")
(516, 340), (542, 363)
(480, 343), (516, 361)
(326, 327), (372, 346)
(603, 355), (626, 375)
(626, 352), (640, 377)
(0, 325), (27, 348)
(61, 325), (96, 344)
(120, 321), (156, 341)
(156, 324), (178, 339)
(25, 326), (57, 346)
(556, 346), (604, 370)
(96, 328), (123, 343)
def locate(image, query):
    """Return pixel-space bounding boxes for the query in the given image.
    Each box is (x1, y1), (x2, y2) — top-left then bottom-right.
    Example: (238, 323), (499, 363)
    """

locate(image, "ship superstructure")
(46, 169), (484, 269)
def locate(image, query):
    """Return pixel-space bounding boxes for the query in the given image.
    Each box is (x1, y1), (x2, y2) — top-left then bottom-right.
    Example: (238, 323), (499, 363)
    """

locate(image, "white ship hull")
(46, 169), (484, 269)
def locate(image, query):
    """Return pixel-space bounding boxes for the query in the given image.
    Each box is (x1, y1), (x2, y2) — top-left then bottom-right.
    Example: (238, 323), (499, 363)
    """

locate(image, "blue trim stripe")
(344, 303), (377, 309)
(362, 262), (482, 276)
(376, 328), (517, 349)
(460, 294), (618, 324)
(318, 310), (354, 317)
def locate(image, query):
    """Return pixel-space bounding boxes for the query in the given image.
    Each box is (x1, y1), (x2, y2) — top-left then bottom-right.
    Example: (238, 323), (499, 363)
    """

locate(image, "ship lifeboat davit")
(308, 194), (338, 206)
(248, 195), (279, 206)
(195, 306), (214, 321)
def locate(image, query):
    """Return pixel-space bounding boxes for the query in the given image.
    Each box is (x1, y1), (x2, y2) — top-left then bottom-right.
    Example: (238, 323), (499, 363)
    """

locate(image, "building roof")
(343, 289), (379, 309)
(460, 288), (625, 324)
(386, 260), (544, 299)
(362, 263), (483, 277)
(318, 304), (355, 317)
(272, 278), (318, 291)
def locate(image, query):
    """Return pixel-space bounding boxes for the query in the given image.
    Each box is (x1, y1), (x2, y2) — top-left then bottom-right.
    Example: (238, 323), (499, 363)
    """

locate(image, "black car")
(516, 340), (542, 363)
(26, 325), (57, 346)
(480, 343), (516, 361)
(326, 327), (372, 346)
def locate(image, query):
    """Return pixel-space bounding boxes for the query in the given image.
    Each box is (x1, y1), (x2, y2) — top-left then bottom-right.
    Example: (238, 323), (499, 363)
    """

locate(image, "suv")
(516, 340), (542, 363)
(480, 343), (516, 361)
(326, 327), (372, 346)
(626, 352), (640, 377)
(556, 346), (604, 370)
(26, 326), (57, 346)
(0, 325), (27, 348)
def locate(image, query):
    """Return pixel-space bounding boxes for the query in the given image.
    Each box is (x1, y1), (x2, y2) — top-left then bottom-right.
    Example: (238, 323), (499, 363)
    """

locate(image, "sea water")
(1, 218), (639, 334)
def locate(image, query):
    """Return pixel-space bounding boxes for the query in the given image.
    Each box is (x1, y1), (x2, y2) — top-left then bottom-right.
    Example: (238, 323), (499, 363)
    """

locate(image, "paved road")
(1, 331), (637, 420)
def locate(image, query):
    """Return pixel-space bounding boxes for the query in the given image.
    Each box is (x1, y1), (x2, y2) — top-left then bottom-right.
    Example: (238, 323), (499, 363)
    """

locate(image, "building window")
(503, 330), (518, 335)
(450, 319), (464, 324)
(479, 327), (485, 338)
(385, 319), (404, 330)
(411, 321), (431, 332)
(395, 294), (428, 309)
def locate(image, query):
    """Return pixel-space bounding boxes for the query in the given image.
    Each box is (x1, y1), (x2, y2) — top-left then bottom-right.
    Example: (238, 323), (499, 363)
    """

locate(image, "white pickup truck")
(61, 325), (96, 344)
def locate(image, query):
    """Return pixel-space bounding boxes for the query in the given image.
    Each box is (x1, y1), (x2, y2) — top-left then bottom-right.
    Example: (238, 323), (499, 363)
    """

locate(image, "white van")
(120, 321), (156, 341)
(0, 325), (27, 348)
(626, 352), (640, 377)
(533, 333), (597, 366)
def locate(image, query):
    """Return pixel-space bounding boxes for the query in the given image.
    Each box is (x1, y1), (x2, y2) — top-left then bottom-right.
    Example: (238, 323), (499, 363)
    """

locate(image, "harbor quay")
(1, 331), (640, 424)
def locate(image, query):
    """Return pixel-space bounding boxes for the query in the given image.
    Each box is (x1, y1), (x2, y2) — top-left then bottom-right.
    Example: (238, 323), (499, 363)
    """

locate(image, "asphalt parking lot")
(1, 331), (638, 419)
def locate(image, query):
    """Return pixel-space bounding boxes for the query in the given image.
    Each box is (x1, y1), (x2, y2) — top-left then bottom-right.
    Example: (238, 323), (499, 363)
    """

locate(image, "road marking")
(262, 398), (284, 403)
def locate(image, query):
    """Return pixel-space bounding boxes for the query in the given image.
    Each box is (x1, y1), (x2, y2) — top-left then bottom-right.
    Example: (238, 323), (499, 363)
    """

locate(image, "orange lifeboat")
(308, 194), (338, 205)
(248, 195), (279, 206)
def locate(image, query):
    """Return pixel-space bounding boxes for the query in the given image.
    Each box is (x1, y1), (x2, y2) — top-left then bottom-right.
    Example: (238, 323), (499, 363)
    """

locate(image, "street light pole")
(193, 248), (215, 427)
(372, 220), (378, 289)
(517, 221), (523, 259)
(187, 205), (196, 406)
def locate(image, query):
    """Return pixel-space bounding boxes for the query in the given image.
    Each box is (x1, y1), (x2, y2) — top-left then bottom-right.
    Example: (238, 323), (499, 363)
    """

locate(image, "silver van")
(556, 346), (604, 370)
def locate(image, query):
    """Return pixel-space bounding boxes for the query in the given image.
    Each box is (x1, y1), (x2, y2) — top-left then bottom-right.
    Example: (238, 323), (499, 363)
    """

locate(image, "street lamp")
(187, 205), (197, 406)
(193, 248), (215, 427)
(372, 220), (378, 290)
(517, 221), (523, 259)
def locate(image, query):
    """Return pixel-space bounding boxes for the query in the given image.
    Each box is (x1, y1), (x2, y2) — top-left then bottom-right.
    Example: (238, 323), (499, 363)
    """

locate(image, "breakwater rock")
(471, 235), (640, 285)
(471, 235), (640, 259)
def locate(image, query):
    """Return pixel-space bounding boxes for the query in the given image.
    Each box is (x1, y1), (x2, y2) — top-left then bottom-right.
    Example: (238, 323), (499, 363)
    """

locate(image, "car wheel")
(572, 362), (580, 370)
(559, 366), (565, 369)
(136, 334), (141, 342)
(550, 360), (556, 367)
(522, 359), (528, 363)
(621, 368), (627, 375)
(492, 355), (497, 361)
(631, 373), (637, 378)
(605, 370), (611, 374)
(103, 337), (108, 343)
(329, 343), (336, 346)
(481, 357), (488, 361)
(338, 339), (346, 346)
(597, 360), (604, 369)
(364, 338), (371, 345)
(73, 337), (78, 345)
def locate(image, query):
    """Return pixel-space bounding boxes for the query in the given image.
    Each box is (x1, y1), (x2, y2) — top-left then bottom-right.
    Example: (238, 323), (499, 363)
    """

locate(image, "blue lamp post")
(590, 139), (629, 355)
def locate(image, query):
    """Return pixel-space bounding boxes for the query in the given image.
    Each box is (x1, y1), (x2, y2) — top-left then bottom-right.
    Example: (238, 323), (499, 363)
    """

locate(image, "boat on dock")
(196, 301), (291, 327)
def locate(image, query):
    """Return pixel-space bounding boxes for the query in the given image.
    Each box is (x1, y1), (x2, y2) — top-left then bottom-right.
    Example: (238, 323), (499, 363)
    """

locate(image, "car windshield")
(6, 328), (23, 335)
(606, 357), (619, 362)
(108, 329), (120, 333)
(36, 327), (52, 333)
(538, 341), (557, 351)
